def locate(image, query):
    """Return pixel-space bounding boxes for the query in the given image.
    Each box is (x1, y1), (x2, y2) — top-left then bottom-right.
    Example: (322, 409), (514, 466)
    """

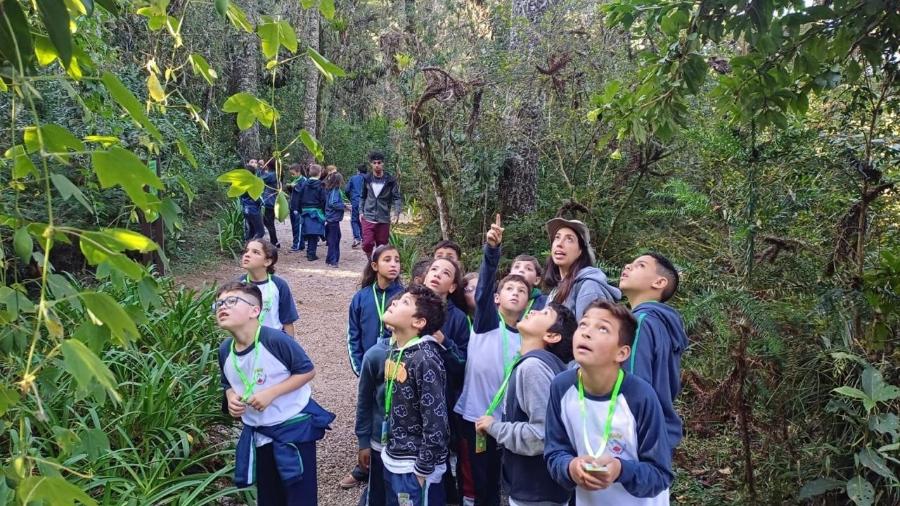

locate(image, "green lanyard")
(230, 326), (262, 402)
(629, 313), (647, 373)
(485, 311), (519, 415)
(578, 368), (624, 458)
(384, 337), (422, 420)
(466, 315), (474, 334)
(372, 284), (387, 338)
(245, 274), (273, 323)
(522, 298), (535, 319)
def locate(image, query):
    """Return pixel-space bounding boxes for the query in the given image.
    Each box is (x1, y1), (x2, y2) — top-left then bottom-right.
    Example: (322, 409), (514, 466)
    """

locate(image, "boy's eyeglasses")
(211, 296), (258, 313)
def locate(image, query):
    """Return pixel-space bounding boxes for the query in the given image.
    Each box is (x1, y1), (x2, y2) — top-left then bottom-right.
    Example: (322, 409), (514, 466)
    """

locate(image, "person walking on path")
(359, 152), (402, 258)
(345, 163), (367, 249)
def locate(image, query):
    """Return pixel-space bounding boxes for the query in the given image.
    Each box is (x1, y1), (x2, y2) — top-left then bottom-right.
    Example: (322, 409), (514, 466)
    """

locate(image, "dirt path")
(180, 216), (369, 506)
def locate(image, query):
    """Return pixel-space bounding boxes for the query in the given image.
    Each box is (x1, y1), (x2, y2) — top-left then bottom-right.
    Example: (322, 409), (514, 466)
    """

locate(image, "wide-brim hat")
(545, 218), (596, 265)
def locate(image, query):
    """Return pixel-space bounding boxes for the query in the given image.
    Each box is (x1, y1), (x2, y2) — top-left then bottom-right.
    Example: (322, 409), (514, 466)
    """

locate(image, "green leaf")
(0, 0), (34, 69)
(78, 292), (139, 344)
(91, 147), (164, 211)
(660, 8), (688, 36)
(299, 129), (324, 161)
(300, 0), (316, 8)
(100, 71), (163, 141)
(846, 475), (874, 506)
(146, 72), (166, 102)
(222, 92), (279, 130)
(216, 168), (264, 199)
(100, 228), (158, 252)
(50, 173), (93, 213)
(75, 428), (109, 460)
(176, 175), (196, 205)
(4, 145), (37, 179)
(0, 386), (19, 417)
(23, 123), (85, 162)
(869, 413), (899, 440)
(274, 191), (289, 221)
(798, 477), (844, 499)
(188, 53), (217, 85)
(16, 475), (98, 506)
(226, 3), (253, 32)
(857, 447), (898, 482)
(37, 0), (72, 68)
(13, 227), (32, 262)
(79, 232), (144, 280)
(833, 386), (870, 401)
(94, 0), (119, 15)
(34, 35), (59, 66)
(175, 137), (198, 168)
(318, 0), (335, 20)
(306, 47), (345, 83)
(257, 17), (298, 60)
(215, 0), (228, 17)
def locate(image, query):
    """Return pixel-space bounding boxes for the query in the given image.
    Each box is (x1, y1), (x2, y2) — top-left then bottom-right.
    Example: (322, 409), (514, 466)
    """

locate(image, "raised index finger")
(495, 213), (502, 227)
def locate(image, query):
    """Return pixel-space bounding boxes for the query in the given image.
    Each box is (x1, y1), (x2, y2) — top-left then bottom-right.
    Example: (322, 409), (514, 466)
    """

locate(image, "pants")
(305, 235), (319, 259)
(290, 210), (303, 250)
(256, 442), (317, 506)
(359, 450), (385, 506)
(244, 209), (265, 241)
(457, 420), (501, 506)
(326, 221), (341, 265)
(384, 469), (445, 506)
(361, 217), (390, 258)
(263, 207), (279, 246)
(350, 205), (362, 241)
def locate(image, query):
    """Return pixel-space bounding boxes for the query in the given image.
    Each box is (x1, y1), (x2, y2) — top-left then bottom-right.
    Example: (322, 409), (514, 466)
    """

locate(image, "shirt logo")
(254, 368), (266, 385)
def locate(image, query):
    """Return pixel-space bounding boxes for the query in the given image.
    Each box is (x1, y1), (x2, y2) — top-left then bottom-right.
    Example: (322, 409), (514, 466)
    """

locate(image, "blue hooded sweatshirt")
(325, 187), (345, 223)
(439, 299), (470, 407)
(630, 301), (688, 449)
(261, 171), (278, 208)
(347, 280), (405, 376)
(345, 172), (365, 208)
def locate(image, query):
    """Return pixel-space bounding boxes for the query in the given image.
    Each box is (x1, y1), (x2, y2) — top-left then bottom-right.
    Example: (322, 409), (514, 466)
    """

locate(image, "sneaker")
(307, 255), (319, 261)
(339, 473), (361, 489)
(352, 240), (360, 249)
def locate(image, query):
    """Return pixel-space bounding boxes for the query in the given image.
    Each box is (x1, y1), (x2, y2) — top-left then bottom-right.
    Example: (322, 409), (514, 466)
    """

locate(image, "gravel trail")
(180, 215), (369, 506)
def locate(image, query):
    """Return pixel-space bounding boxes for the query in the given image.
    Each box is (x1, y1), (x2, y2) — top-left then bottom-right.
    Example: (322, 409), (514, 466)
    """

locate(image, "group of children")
(214, 214), (688, 506)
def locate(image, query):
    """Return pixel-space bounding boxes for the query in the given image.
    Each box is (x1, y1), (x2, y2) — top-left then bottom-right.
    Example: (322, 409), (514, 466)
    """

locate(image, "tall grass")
(217, 200), (245, 257)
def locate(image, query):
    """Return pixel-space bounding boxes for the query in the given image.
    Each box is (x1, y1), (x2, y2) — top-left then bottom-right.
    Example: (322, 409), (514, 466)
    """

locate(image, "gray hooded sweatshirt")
(551, 266), (621, 321)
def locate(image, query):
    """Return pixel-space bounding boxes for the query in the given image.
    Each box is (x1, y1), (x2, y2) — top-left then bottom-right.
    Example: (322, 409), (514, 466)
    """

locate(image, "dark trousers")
(305, 235), (319, 260)
(457, 420), (501, 506)
(290, 210), (303, 250)
(256, 442), (317, 506)
(263, 206), (279, 246)
(325, 221), (341, 265)
(244, 210), (265, 241)
(384, 468), (445, 506)
(357, 450), (385, 506)
(350, 205), (362, 241)
(361, 217), (390, 258)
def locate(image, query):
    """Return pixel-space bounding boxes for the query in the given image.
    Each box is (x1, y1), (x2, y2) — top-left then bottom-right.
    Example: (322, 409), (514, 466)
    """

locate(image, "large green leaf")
(23, 123), (85, 162)
(798, 477), (844, 500)
(37, 0), (72, 68)
(0, 385), (19, 417)
(862, 367), (900, 403)
(215, 0), (228, 16)
(846, 475), (874, 506)
(222, 92), (279, 130)
(274, 191), (289, 221)
(299, 129), (324, 161)
(226, 3), (253, 32)
(175, 137), (198, 168)
(188, 53), (217, 85)
(857, 447), (898, 483)
(216, 168), (264, 199)
(78, 292), (139, 344)
(16, 475), (98, 506)
(318, 0), (335, 20)
(94, 0), (119, 15)
(4, 145), (37, 179)
(257, 17), (298, 59)
(13, 227), (32, 262)
(50, 173), (93, 213)
(60, 339), (120, 405)
(306, 47), (345, 83)
(100, 228), (158, 252)
(91, 147), (164, 211)
(79, 231), (146, 280)
(0, 0), (34, 69)
(100, 71), (163, 141)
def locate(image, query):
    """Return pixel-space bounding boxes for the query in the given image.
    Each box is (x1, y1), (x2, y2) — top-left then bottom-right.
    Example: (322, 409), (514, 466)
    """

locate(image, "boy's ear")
(533, 276), (542, 287)
(543, 332), (562, 345)
(249, 304), (262, 320)
(411, 315), (426, 333)
(651, 276), (668, 293)
(493, 293), (500, 305)
(615, 344), (631, 365)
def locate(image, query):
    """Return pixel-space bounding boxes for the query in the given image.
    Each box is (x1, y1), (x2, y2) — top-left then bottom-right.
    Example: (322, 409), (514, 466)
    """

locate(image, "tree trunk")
(229, 0), (261, 162)
(302, 8), (321, 151)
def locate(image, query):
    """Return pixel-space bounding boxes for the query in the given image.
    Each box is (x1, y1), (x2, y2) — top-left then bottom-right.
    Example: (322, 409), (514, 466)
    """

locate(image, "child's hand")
(225, 390), (245, 418)
(246, 389), (277, 412)
(593, 455), (621, 487)
(567, 456), (606, 491)
(474, 415), (495, 434)
(485, 214), (504, 247)
(358, 448), (371, 471)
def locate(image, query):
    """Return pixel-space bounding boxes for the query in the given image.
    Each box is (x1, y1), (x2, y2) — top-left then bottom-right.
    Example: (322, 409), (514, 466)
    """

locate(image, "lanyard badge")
(476, 313), (519, 453)
(230, 326), (263, 402)
(577, 368), (624, 459)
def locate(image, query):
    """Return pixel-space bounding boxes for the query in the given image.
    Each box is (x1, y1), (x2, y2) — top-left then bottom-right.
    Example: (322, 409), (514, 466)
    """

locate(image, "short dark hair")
(368, 151), (385, 162)
(410, 258), (433, 283)
(513, 254), (543, 278)
(244, 238), (278, 274)
(584, 299), (637, 346)
(357, 162), (368, 174)
(643, 251), (679, 302)
(215, 281), (263, 307)
(433, 240), (461, 258)
(407, 284), (446, 336)
(546, 302), (576, 363)
(496, 274), (531, 295)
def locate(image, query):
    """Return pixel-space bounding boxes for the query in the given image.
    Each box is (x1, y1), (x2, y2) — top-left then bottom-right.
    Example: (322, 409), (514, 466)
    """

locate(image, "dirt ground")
(179, 216), (369, 506)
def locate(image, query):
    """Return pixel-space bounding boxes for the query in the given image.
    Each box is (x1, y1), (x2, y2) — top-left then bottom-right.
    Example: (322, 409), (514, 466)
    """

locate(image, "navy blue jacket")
(354, 338), (389, 450)
(347, 280), (405, 376)
(261, 171), (278, 208)
(325, 188), (345, 223)
(344, 173), (365, 207)
(502, 350), (570, 504)
(528, 288), (547, 315)
(630, 301), (688, 449)
(440, 299), (470, 407)
(234, 398), (335, 488)
(292, 178), (326, 211)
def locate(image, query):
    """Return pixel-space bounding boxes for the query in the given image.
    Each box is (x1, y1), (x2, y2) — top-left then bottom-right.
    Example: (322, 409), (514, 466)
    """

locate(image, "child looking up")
(354, 334), (392, 505)
(348, 244), (404, 376)
(544, 300), (673, 505)
(240, 239), (298, 337)
(475, 302), (577, 506)
(215, 281), (334, 505)
(423, 257), (470, 402)
(433, 240), (462, 264)
(380, 284), (450, 505)
(294, 164), (327, 261)
(619, 252), (688, 450)
(323, 171), (346, 268)
(510, 254), (545, 316)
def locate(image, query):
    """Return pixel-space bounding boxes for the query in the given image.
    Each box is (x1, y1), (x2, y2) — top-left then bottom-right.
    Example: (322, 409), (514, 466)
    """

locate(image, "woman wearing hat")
(543, 218), (621, 321)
